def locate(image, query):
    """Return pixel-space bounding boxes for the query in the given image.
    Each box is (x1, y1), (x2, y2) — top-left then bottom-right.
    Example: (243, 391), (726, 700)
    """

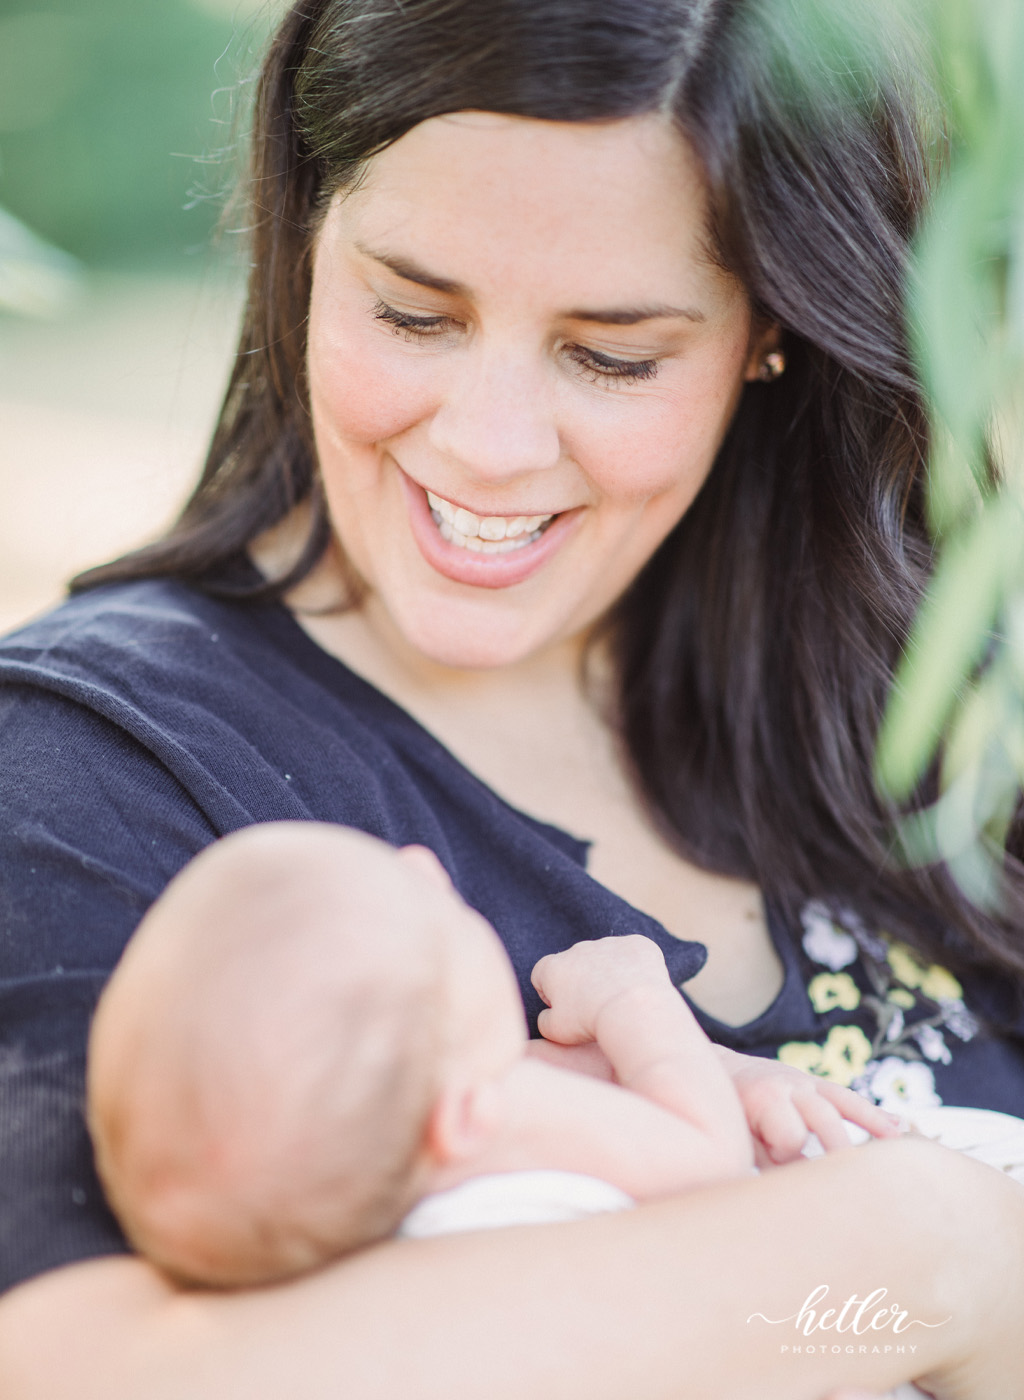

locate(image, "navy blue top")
(1, 577), (1022, 1297)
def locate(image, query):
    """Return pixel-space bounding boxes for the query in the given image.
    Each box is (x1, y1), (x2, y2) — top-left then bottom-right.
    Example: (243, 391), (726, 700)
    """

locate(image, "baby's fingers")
(530, 951), (557, 1006)
(813, 1079), (904, 1139)
(535, 1005), (590, 1046)
(750, 1096), (813, 1165)
(794, 1090), (864, 1154)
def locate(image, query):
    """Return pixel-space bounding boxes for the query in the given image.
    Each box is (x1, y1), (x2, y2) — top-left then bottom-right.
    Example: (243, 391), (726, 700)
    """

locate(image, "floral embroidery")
(800, 902), (859, 970)
(914, 1024), (953, 1064)
(886, 942), (964, 1003)
(779, 1025), (873, 1087)
(777, 1041), (825, 1076)
(887, 988), (916, 1010)
(865, 1058), (942, 1113)
(778, 905), (981, 1108)
(807, 972), (861, 1014)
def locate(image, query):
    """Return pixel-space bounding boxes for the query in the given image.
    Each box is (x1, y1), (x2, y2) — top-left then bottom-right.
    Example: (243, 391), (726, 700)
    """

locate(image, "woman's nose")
(426, 348), (561, 483)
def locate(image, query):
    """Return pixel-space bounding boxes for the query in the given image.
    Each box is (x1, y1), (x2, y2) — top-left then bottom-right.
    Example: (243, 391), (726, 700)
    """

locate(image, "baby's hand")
(531, 936), (670, 1045)
(718, 1047), (904, 1166)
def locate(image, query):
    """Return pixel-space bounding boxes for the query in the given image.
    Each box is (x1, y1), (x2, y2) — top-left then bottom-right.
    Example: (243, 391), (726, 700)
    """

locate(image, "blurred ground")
(0, 271), (244, 633)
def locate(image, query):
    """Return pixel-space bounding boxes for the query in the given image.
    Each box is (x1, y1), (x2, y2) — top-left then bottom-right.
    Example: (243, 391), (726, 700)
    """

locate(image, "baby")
(87, 822), (898, 1289)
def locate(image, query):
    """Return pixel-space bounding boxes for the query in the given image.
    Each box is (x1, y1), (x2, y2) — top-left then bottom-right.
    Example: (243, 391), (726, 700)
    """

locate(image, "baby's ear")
(396, 844), (453, 891)
(424, 1078), (504, 1167)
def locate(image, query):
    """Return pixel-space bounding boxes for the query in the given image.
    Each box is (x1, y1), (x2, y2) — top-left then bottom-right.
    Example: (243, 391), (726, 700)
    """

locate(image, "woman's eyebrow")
(357, 244), (464, 295)
(567, 303), (706, 325)
(356, 242), (706, 324)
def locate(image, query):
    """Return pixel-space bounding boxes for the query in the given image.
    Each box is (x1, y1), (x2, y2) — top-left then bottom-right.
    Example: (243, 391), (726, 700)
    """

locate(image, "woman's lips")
(398, 469), (583, 590)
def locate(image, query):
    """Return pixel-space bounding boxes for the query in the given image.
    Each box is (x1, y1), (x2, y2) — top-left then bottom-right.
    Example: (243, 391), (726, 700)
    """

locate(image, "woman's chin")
(389, 602), (565, 673)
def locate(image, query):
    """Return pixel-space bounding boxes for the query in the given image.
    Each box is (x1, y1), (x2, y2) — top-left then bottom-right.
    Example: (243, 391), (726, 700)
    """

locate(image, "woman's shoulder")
(0, 575), (342, 752)
(0, 576), (264, 679)
(0, 575), (412, 837)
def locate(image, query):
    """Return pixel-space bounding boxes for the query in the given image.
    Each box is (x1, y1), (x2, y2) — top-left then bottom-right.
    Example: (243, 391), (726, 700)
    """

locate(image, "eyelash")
(371, 299), (660, 386)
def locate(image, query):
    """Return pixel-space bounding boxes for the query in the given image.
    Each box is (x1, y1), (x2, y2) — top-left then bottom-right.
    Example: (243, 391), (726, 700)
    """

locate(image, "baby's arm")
(531, 937), (753, 1170)
(531, 937), (902, 1170)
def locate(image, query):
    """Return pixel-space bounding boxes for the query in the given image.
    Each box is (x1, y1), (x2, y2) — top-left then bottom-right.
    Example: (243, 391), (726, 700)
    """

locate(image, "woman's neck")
(260, 526), (610, 755)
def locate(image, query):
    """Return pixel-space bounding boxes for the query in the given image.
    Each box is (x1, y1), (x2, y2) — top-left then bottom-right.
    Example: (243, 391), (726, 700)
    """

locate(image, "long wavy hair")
(74, 0), (1024, 986)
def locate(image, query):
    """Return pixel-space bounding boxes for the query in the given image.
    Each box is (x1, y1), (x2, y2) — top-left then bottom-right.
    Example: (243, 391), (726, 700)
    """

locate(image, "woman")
(0, 0), (1022, 1395)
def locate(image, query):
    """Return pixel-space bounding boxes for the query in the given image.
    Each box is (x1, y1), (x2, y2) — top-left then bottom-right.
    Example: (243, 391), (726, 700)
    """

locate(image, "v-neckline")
(258, 595), (795, 1034)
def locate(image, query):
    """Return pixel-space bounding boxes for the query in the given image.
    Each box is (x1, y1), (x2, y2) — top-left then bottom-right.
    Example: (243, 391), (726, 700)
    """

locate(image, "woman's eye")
(372, 300), (658, 386)
(566, 344), (659, 387)
(373, 299), (456, 339)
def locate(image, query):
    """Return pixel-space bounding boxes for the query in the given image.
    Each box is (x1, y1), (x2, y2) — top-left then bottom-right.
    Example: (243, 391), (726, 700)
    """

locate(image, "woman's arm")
(2, 1138), (1021, 1400)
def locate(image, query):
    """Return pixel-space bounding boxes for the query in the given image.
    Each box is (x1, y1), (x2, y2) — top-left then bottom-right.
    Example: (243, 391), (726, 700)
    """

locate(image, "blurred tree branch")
(875, 0), (1024, 905)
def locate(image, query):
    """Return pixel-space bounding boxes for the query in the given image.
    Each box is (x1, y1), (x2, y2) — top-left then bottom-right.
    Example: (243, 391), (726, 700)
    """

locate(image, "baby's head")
(87, 822), (526, 1288)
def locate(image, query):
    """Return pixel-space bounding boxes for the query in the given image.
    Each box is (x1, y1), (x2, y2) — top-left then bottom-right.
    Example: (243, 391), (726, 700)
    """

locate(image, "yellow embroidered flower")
(887, 988), (916, 1009)
(777, 1026), (873, 1087)
(887, 941), (928, 989)
(886, 943), (963, 1003)
(777, 1042), (826, 1076)
(818, 1025), (873, 1086)
(808, 972), (861, 1014)
(919, 965), (963, 1002)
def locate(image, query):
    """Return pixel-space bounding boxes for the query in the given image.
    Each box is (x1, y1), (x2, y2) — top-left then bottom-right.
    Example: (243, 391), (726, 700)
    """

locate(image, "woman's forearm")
(1, 1138), (1020, 1400)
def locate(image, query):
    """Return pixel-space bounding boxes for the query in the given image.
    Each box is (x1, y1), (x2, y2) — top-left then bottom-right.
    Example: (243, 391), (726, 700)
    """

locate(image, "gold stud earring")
(756, 350), (786, 382)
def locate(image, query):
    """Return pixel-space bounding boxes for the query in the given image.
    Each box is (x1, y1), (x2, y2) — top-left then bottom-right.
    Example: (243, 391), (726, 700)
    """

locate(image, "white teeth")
(425, 486), (555, 555)
(431, 508), (544, 554)
(427, 491), (457, 525)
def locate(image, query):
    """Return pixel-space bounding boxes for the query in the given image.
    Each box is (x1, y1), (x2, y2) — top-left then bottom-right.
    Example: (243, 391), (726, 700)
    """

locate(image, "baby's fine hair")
(88, 824), (443, 1287)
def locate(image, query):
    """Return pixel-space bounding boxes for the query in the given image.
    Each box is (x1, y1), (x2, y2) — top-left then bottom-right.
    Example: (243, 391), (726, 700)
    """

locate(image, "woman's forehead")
(322, 111), (737, 313)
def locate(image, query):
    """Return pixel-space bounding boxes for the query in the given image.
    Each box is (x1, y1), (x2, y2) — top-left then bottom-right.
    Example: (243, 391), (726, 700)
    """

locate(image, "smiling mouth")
(426, 489), (557, 554)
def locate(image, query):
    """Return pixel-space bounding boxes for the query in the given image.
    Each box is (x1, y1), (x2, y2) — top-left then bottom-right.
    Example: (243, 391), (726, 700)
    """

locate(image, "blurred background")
(0, 0), (287, 631)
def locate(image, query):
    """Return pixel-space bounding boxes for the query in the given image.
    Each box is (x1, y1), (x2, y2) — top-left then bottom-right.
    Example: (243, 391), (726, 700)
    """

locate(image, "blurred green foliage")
(0, 202), (81, 313)
(0, 0), (276, 270)
(875, 0), (1024, 904)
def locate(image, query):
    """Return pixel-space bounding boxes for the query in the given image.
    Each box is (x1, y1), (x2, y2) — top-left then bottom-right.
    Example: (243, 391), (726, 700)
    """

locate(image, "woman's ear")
(743, 321), (784, 383)
(424, 1077), (505, 1168)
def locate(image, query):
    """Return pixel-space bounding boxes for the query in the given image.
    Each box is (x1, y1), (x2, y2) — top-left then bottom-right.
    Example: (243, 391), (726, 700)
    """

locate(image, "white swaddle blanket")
(400, 1106), (1024, 1399)
(398, 1168), (634, 1237)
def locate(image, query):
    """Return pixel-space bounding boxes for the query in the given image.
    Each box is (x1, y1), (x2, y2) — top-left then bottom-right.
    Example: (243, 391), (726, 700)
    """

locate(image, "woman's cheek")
(579, 350), (750, 507)
(567, 395), (718, 507)
(309, 324), (440, 447)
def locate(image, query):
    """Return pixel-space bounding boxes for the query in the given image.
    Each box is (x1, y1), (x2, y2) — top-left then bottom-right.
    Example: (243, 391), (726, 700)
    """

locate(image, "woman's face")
(307, 112), (771, 670)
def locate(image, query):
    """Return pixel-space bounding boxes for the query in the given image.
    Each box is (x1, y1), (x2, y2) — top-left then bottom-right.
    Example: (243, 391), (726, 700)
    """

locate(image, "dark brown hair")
(74, 0), (1024, 984)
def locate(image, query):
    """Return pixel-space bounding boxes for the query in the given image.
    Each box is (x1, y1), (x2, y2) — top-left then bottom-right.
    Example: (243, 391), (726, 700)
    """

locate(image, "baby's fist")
(532, 935), (670, 1045)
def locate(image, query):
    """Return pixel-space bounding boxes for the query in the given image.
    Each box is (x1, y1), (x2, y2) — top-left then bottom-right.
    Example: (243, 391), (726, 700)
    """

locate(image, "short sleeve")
(0, 685), (217, 1294)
